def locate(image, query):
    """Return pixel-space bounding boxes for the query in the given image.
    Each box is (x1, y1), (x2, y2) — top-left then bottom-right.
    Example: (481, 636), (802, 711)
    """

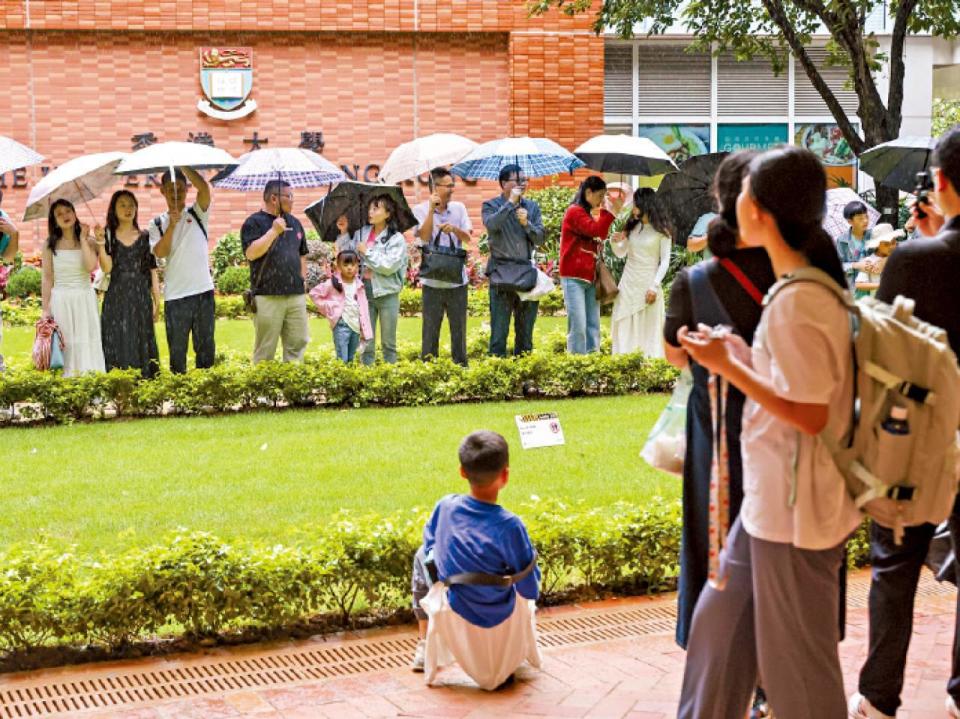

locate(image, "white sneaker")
(847, 692), (894, 719)
(947, 695), (960, 718)
(411, 639), (425, 673)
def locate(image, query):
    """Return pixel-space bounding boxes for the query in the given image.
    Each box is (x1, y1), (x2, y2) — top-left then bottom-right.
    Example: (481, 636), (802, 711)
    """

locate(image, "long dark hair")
(572, 175), (607, 214)
(105, 190), (140, 256)
(47, 199), (81, 255)
(707, 150), (758, 258)
(368, 194), (400, 239)
(625, 188), (668, 237)
(748, 146), (846, 288)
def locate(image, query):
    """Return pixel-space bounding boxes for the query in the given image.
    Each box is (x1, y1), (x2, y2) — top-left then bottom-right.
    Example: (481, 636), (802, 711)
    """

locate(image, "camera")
(914, 170), (934, 219)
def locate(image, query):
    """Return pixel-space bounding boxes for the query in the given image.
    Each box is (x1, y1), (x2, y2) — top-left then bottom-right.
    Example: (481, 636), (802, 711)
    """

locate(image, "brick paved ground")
(1, 570), (955, 719)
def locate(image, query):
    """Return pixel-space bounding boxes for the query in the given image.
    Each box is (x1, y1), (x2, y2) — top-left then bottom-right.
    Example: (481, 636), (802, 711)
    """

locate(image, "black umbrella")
(859, 136), (935, 193)
(304, 181), (418, 242)
(654, 152), (729, 245)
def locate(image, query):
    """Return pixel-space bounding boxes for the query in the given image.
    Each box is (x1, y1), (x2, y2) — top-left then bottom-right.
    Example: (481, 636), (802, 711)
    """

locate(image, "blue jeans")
(363, 281), (400, 365)
(488, 286), (538, 357)
(332, 319), (360, 363)
(561, 277), (600, 354)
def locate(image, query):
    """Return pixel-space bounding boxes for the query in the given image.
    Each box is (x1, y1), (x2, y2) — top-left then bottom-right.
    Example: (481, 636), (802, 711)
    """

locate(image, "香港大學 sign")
(198, 47), (258, 121)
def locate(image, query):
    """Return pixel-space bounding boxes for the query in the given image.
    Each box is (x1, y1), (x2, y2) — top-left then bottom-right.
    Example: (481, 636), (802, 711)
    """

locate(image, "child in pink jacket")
(309, 249), (372, 363)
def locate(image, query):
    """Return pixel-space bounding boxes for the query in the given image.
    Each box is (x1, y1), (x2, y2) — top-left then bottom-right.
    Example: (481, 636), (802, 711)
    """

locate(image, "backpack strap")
(765, 266), (857, 313)
(442, 551), (538, 588)
(187, 206), (207, 240)
(718, 257), (764, 305)
(689, 262), (734, 328)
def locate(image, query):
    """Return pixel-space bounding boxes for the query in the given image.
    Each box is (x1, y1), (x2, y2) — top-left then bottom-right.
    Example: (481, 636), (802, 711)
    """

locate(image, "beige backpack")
(770, 268), (960, 542)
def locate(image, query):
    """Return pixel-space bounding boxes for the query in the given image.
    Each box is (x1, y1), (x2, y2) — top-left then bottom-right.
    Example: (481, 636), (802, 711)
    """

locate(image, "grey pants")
(412, 545), (431, 621)
(679, 518), (847, 719)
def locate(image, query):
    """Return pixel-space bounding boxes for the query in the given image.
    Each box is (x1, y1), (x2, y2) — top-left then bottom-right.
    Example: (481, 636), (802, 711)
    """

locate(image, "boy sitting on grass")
(410, 430), (541, 690)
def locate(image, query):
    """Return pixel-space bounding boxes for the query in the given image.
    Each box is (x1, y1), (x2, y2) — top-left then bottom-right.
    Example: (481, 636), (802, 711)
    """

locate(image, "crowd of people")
(401, 126), (960, 719)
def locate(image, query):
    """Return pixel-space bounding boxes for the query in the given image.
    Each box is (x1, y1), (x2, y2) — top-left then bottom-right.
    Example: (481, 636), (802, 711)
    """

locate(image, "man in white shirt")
(149, 167), (215, 374)
(413, 168), (472, 366)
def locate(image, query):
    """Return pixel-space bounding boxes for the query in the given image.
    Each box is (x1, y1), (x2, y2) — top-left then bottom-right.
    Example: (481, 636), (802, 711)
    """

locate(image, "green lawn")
(0, 394), (672, 554)
(0, 315), (603, 367)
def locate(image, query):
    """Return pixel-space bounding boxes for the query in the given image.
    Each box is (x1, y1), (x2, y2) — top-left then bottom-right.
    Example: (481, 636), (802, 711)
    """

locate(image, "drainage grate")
(0, 572), (952, 718)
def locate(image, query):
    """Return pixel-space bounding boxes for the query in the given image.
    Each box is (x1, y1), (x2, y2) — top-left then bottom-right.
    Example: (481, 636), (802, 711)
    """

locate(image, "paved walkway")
(0, 570), (955, 719)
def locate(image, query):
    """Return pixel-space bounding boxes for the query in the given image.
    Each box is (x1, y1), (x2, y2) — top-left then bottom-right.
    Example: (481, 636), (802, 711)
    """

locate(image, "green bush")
(212, 231), (245, 281)
(526, 185), (576, 264)
(6, 267), (42, 299)
(0, 505), (875, 661)
(0, 351), (678, 424)
(216, 266), (250, 294)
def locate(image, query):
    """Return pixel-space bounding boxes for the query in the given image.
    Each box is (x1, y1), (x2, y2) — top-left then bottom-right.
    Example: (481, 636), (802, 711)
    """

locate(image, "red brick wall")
(0, 2), (605, 253)
(0, 1), (594, 33)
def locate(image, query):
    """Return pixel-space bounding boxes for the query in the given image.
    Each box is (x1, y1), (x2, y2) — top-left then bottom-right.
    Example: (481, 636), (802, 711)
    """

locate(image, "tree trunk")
(859, 99), (902, 226)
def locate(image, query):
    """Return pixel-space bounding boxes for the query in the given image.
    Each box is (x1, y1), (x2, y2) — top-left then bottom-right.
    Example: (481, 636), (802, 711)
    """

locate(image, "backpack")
(769, 267), (960, 542)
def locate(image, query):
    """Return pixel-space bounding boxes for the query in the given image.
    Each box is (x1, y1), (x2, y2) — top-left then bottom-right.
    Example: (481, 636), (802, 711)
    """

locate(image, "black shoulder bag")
(419, 231), (467, 284)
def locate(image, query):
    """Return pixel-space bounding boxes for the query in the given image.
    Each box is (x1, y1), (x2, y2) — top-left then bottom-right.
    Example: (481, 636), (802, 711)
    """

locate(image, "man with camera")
(482, 164), (545, 357)
(849, 124), (960, 719)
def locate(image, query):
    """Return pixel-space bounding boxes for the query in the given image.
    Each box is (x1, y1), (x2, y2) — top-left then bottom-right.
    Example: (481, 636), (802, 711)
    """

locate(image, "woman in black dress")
(96, 190), (161, 378)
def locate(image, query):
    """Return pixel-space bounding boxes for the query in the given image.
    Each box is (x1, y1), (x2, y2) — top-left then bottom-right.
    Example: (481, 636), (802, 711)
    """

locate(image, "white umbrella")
(379, 133), (478, 185)
(114, 141), (237, 175)
(824, 188), (881, 239)
(210, 147), (344, 190)
(574, 135), (677, 176)
(0, 135), (44, 176)
(23, 151), (129, 221)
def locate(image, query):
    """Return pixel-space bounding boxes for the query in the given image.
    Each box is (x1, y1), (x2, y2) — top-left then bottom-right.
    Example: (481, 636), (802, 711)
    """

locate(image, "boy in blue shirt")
(835, 200), (873, 290)
(410, 430), (541, 690)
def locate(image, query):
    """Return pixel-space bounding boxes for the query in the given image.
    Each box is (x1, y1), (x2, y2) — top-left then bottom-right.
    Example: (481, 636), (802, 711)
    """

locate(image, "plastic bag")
(640, 369), (691, 476)
(517, 267), (555, 302)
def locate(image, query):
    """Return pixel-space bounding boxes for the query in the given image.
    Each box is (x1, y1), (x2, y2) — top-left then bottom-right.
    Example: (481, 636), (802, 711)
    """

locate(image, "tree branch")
(761, 0), (867, 154)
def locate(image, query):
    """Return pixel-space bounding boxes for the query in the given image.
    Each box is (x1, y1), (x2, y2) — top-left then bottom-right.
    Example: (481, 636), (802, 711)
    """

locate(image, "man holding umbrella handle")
(149, 166), (216, 374)
(240, 180), (310, 365)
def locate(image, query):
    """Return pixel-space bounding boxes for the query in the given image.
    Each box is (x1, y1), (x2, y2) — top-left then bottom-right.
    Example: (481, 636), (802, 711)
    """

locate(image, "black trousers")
(421, 284), (468, 366)
(858, 493), (960, 715)
(164, 290), (216, 374)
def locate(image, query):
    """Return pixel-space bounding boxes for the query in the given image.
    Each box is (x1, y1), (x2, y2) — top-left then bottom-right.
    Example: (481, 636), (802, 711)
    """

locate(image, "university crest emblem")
(197, 47), (257, 120)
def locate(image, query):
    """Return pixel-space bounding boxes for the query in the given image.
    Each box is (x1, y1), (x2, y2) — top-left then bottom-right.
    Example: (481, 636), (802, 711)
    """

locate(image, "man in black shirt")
(241, 180), (310, 364)
(850, 125), (960, 719)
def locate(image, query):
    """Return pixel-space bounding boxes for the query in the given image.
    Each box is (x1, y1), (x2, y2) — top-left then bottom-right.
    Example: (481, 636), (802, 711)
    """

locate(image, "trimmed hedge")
(0, 350), (679, 425)
(0, 501), (871, 660)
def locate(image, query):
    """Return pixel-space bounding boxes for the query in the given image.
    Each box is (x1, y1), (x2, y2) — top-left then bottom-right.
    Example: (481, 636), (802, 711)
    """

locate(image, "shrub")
(0, 506), (875, 663)
(0, 351), (679, 425)
(6, 267), (42, 299)
(216, 265), (250, 294)
(212, 232), (245, 281)
(526, 185), (576, 264)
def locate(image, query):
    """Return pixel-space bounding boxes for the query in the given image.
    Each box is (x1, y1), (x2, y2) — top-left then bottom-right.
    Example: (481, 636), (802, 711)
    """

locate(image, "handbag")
(32, 317), (65, 371)
(50, 329), (65, 370)
(488, 258), (538, 293)
(517, 266), (555, 301)
(594, 256), (619, 305)
(419, 232), (466, 284)
(640, 368), (692, 475)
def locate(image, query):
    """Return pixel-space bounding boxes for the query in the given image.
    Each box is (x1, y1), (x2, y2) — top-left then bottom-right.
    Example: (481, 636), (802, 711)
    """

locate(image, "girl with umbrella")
(41, 199), (105, 376)
(335, 194), (409, 364)
(95, 190), (161, 378)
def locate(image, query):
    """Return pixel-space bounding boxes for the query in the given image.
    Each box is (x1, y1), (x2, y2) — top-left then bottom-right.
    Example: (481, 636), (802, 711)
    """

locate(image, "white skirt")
(610, 295), (665, 357)
(422, 582), (542, 690)
(50, 286), (106, 377)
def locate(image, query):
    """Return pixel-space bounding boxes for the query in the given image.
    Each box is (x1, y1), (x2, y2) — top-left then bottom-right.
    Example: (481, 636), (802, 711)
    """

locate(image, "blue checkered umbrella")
(211, 147), (345, 190)
(450, 136), (585, 180)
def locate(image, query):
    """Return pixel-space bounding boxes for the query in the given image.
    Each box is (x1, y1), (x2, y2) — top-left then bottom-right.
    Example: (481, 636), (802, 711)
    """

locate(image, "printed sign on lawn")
(515, 412), (565, 450)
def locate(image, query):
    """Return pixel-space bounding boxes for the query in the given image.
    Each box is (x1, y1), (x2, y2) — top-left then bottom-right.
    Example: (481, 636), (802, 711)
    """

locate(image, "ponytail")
(780, 222), (847, 288)
(331, 274), (343, 293)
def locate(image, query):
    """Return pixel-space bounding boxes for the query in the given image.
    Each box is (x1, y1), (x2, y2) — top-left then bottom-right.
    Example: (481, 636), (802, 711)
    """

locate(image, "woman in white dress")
(610, 188), (672, 356)
(41, 199), (105, 377)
